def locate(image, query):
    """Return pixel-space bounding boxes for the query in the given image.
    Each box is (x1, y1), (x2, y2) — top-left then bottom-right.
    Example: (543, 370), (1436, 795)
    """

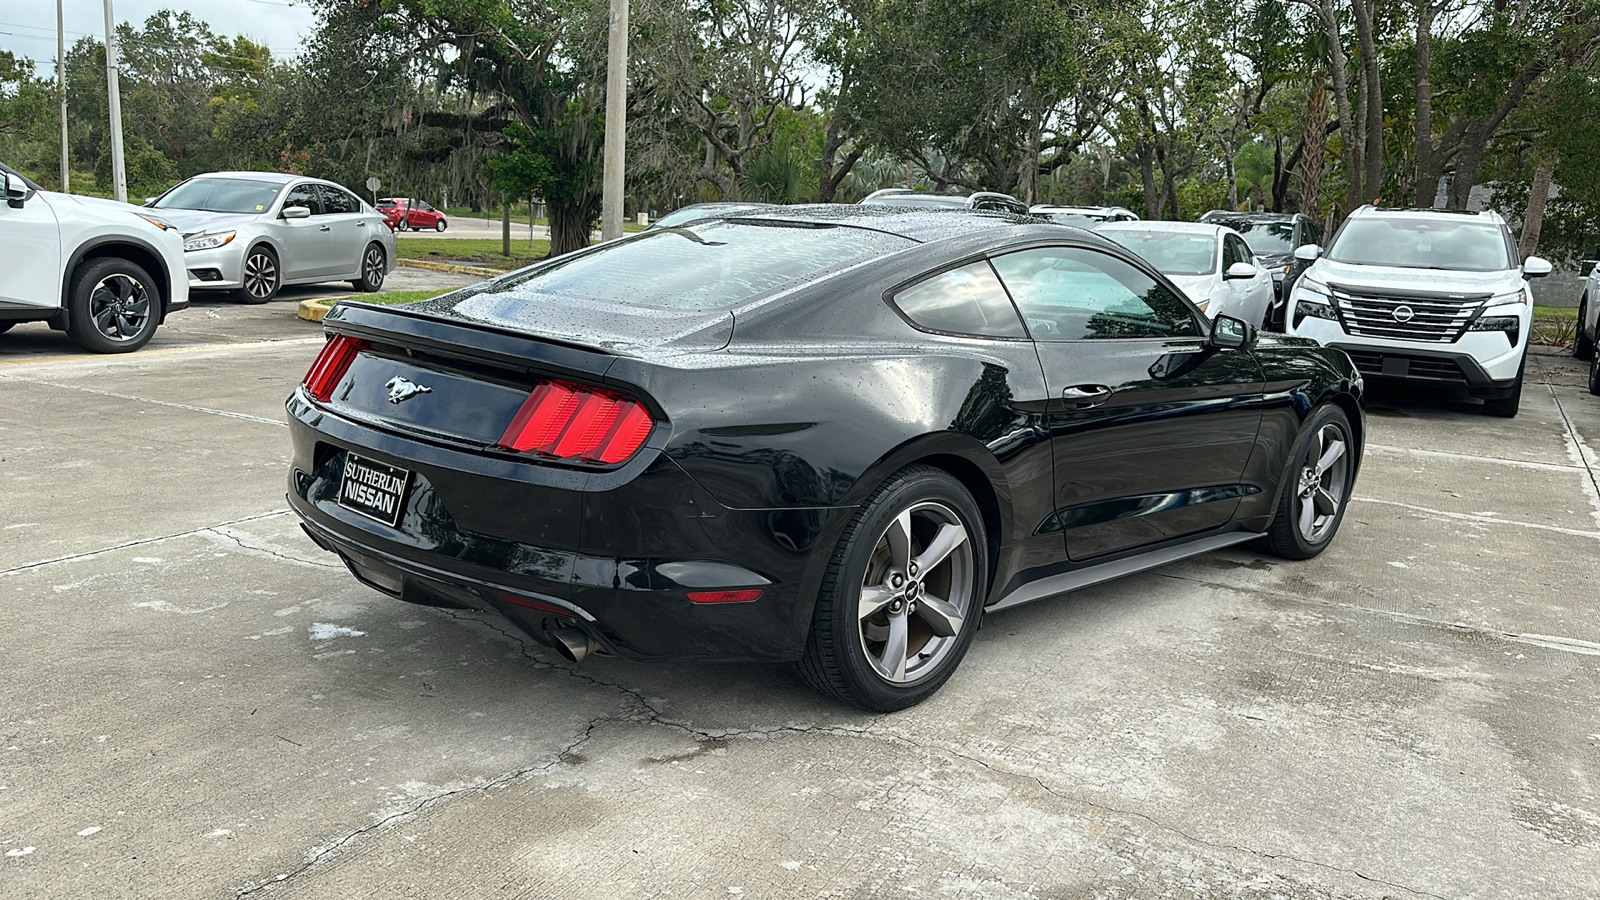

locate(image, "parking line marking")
(1545, 381), (1600, 529)
(4, 376), (287, 427)
(0, 336), (323, 371)
(1365, 443), (1583, 473)
(1350, 496), (1600, 540)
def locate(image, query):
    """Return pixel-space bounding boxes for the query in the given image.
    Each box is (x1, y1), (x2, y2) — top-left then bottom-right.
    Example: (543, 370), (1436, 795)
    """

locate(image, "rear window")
(498, 221), (914, 311)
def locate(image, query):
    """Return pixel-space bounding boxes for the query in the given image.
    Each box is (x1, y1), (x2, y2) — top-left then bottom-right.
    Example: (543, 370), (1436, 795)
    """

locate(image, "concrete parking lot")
(1, 301), (1597, 897)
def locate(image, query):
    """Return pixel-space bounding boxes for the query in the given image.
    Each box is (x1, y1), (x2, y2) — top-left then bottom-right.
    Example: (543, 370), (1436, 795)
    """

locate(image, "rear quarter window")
(889, 260), (1028, 338)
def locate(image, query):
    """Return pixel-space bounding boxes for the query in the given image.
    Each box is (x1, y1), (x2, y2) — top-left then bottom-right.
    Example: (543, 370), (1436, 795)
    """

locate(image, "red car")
(376, 198), (448, 232)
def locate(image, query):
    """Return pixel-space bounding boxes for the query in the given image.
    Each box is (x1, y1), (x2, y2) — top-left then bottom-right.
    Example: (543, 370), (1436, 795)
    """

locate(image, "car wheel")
(1481, 358), (1524, 418)
(1576, 294), (1594, 361)
(1589, 348), (1600, 397)
(435, 220), (447, 232)
(64, 258), (161, 354)
(797, 465), (988, 712)
(234, 245), (280, 304)
(1262, 404), (1355, 561)
(353, 243), (387, 292)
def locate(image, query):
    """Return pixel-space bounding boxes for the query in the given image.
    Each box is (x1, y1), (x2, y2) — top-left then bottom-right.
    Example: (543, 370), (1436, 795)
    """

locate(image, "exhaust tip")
(543, 626), (597, 663)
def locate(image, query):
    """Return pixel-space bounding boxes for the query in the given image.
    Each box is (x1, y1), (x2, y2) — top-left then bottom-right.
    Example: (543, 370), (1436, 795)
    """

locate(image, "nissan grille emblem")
(385, 376), (432, 404)
(1392, 305), (1416, 324)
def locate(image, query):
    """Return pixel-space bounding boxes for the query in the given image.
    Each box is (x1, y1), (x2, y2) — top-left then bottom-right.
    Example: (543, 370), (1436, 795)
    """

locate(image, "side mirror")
(1210, 313), (1256, 351)
(282, 205), (311, 220)
(1293, 244), (1322, 263)
(3, 172), (26, 206)
(143, 196), (158, 207)
(1521, 256), (1552, 279)
(1224, 262), (1257, 280)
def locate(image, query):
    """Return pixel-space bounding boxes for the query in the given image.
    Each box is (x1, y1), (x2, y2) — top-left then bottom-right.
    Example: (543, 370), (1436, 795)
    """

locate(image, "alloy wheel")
(243, 251), (278, 300)
(1295, 423), (1349, 543)
(363, 246), (385, 287)
(856, 501), (975, 684)
(87, 273), (152, 342)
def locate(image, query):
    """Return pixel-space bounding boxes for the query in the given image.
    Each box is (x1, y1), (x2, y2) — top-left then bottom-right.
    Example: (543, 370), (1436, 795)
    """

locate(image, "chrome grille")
(1329, 285), (1489, 343)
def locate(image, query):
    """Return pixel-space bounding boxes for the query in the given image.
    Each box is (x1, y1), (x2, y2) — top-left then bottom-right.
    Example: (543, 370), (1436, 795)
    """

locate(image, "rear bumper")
(284, 390), (844, 663)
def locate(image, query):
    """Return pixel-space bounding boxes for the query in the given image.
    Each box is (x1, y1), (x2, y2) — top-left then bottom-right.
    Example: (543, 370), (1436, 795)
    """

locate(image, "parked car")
(1285, 205), (1549, 417)
(145, 172), (398, 304)
(859, 189), (1030, 215)
(645, 202), (774, 230)
(1576, 247), (1600, 395)
(378, 197), (448, 232)
(0, 161), (188, 352)
(1098, 221), (1274, 326)
(286, 205), (1364, 711)
(1030, 205), (1140, 227)
(1199, 210), (1324, 328)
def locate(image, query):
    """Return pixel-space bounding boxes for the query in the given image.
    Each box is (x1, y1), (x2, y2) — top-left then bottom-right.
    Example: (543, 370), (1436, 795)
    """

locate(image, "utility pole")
(58, 0), (68, 191)
(600, 0), (628, 241)
(103, 0), (127, 202)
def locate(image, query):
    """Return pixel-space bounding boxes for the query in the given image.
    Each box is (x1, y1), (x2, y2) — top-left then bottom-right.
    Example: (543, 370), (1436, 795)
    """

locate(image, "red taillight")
(303, 334), (364, 402)
(686, 589), (763, 604)
(498, 380), (655, 464)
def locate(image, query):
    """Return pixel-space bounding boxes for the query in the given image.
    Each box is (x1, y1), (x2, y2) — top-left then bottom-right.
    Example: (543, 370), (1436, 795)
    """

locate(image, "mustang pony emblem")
(385, 376), (433, 404)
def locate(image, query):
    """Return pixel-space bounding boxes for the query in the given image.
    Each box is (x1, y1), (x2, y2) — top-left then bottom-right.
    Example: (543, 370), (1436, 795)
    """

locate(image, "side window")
(282, 184), (320, 216)
(990, 246), (1202, 341)
(419, 201), (435, 212)
(889, 260), (1028, 338)
(319, 186), (360, 215)
(1227, 235), (1252, 267)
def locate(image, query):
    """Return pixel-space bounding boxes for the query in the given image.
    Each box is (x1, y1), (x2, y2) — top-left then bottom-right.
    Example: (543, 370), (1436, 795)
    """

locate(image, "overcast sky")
(1, 0), (318, 72)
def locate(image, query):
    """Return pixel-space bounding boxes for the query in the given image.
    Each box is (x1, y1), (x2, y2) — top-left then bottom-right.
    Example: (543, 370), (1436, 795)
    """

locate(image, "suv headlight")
(134, 213), (175, 231)
(1484, 289), (1529, 308)
(184, 230), (236, 252)
(1291, 276), (1338, 326)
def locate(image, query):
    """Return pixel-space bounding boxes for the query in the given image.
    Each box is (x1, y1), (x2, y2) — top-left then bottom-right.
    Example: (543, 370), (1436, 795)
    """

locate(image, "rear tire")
(1263, 404), (1355, 561)
(352, 243), (387, 292)
(1576, 295), (1594, 361)
(797, 465), (988, 712)
(233, 245), (280, 304)
(64, 257), (161, 354)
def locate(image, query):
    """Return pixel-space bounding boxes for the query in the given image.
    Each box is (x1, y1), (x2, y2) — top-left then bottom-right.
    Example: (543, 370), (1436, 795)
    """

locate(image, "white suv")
(0, 162), (188, 353)
(1285, 205), (1550, 417)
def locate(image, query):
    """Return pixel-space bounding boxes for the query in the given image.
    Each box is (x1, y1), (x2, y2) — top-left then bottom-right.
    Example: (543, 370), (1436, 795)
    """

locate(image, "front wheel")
(1576, 295), (1594, 361)
(1482, 358), (1524, 418)
(64, 258), (162, 353)
(1263, 404), (1356, 561)
(1589, 349), (1600, 397)
(435, 220), (447, 232)
(352, 243), (386, 292)
(797, 465), (988, 712)
(233, 245), (280, 304)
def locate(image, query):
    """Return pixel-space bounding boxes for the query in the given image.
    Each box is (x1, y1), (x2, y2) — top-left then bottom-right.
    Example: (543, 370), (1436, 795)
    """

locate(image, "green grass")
(397, 236), (551, 271)
(1534, 305), (1577, 321)
(344, 289), (452, 306)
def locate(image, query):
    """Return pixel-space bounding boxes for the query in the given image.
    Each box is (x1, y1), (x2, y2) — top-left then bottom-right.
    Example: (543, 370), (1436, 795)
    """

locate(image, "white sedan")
(1098, 221), (1275, 327)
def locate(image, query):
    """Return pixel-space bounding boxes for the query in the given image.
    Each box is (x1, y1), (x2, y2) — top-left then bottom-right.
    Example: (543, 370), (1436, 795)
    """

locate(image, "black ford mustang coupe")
(286, 206), (1363, 711)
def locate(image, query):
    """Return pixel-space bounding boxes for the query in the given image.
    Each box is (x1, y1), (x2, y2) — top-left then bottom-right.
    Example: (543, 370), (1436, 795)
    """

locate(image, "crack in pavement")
(240, 605), (1451, 899)
(0, 510), (291, 576)
(204, 527), (343, 570)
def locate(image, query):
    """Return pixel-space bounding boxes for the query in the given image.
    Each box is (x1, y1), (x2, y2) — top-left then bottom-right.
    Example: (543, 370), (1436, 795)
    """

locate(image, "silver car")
(146, 171), (398, 304)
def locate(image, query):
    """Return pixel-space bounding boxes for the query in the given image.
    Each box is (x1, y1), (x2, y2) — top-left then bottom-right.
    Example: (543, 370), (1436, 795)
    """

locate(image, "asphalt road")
(1, 304), (1598, 897)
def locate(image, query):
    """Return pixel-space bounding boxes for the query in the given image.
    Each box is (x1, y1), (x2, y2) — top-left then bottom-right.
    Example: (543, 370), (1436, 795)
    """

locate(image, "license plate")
(337, 454), (411, 527)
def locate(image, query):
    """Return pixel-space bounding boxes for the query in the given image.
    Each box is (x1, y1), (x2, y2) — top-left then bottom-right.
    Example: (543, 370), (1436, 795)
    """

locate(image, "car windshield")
(1102, 231), (1218, 276)
(1040, 212), (1106, 225)
(860, 194), (968, 208)
(1223, 220), (1296, 256)
(153, 178), (284, 214)
(1328, 217), (1512, 272)
(497, 220), (915, 312)
(376, 199), (396, 208)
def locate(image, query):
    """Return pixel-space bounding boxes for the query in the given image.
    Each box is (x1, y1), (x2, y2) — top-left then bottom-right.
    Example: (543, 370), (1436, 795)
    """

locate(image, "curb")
(397, 258), (503, 278)
(297, 298), (340, 323)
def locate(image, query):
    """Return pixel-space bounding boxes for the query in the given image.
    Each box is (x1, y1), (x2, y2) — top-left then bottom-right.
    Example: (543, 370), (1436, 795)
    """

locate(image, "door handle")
(1061, 384), (1113, 409)
(356, 222), (366, 227)
(319, 225), (331, 232)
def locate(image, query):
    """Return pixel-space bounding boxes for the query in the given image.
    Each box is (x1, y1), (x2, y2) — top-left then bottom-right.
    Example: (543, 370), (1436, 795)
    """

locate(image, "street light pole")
(58, 0), (68, 192)
(600, 0), (628, 241)
(103, 0), (127, 203)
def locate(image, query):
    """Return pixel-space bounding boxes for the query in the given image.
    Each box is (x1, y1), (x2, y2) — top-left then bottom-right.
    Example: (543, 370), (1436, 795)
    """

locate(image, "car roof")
(1347, 205), (1505, 224)
(727, 203), (1059, 243)
(1098, 220), (1223, 237)
(1200, 210), (1303, 223)
(189, 171), (301, 185)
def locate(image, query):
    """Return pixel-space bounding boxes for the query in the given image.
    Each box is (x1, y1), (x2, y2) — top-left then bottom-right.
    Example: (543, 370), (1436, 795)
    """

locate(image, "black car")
(1199, 211), (1324, 326)
(286, 206), (1364, 711)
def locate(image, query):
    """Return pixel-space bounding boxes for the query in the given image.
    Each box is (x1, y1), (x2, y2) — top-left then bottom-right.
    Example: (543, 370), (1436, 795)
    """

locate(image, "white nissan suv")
(0, 162), (188, 353)
(1285, 205), (1549, 417)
